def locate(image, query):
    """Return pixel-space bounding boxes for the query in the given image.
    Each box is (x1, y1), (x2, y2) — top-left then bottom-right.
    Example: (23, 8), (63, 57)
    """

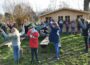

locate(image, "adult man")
(80, 18), (89, 53)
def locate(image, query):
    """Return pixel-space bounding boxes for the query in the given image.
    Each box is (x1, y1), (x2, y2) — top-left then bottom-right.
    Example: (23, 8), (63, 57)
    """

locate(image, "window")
(58, 16), (63, 20)
(46, 17), (48, 20)
(65, 16), (70, 21)
(45, 17), (51, 21)
(77, 15), (83, 18)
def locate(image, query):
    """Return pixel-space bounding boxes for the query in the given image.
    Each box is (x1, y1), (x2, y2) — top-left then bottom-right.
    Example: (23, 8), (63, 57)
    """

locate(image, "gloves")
(30, 34), (33, 38)
(30, 34), (35, 38)
(57, 30), (60, 36)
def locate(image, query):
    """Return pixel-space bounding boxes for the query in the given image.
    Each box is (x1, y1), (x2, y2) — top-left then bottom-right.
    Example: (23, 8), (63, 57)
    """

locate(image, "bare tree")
(48, 0), (57, 11)
(39, 1), (70, 16)
(58, 1), (70, 9)
(13, 3), (37, 23)
(3, 0), (37, 26)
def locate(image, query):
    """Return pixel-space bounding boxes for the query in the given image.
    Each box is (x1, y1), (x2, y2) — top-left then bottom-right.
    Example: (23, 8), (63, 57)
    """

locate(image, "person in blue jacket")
(49, 20), (60, 60)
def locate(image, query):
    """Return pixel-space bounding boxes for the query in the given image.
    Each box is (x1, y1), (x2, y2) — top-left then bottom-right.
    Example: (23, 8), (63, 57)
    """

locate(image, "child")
(49, 21), (60, 60)
(71, 20), (76, 34)
(0, 24), (25, 64)
(27, 24), (40, 63)
(65, 19), (70, 34)
(58, 19), (63, 34)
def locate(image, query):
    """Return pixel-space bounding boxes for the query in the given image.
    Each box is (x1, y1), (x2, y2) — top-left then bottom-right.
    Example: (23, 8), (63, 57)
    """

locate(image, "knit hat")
(28, 23), (35, 29)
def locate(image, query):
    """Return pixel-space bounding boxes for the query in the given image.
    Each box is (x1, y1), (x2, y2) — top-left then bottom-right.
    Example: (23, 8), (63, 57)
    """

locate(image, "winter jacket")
(49, 26), (60, 43)
(27, 28), (39, 48)
(1, 25), (25, 46)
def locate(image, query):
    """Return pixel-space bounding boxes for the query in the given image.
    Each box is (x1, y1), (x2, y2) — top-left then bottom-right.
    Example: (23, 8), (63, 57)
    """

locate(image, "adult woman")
(80, 18), (89, 53)
(0, 24), (25, 64)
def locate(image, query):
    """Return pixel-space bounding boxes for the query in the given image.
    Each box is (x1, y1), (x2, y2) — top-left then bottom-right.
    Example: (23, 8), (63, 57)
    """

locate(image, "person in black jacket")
(81, 18), (89, 53)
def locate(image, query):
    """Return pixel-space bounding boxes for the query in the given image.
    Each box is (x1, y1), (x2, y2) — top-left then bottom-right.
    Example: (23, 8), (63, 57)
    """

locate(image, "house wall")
(40, 10), (89, 22)
(40, 10), (90, 32)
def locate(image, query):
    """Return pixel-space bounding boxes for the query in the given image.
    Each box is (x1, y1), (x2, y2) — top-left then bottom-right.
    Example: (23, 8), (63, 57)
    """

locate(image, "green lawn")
(0, 34), (88, 65)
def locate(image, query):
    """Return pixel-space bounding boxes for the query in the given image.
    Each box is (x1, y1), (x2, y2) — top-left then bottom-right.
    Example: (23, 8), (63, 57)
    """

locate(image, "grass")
(0, 34), (88, 65)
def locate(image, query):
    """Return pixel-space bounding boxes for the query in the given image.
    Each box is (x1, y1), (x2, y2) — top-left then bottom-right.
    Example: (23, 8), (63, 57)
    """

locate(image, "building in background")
(39, 8), (90, 32)
(40, 8), (90, 22)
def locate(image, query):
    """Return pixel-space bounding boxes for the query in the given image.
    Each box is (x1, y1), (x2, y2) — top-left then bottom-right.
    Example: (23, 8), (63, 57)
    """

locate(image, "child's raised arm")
(19, 25), (25, 36)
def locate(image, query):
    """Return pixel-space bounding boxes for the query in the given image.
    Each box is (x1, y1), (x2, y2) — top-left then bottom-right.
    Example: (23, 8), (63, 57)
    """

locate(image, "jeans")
(71, 27), (75, 34)
(53, 42), (60, 58)
(59, 28), (62, 35)
(13, 46), (20, 63)
(59, 25), (63, 34)
(66, 27), (69, 33)
(84, 36), (88, 52)
(31, 48), (38, 62)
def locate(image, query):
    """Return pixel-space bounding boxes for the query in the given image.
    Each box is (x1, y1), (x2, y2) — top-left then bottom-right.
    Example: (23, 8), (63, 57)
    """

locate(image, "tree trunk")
(84, 0), (90, 11)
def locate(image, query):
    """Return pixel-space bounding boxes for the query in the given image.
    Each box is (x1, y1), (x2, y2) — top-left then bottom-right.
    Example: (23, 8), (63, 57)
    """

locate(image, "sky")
(0, 0), (84, 14)
(29, 0), (84, 12)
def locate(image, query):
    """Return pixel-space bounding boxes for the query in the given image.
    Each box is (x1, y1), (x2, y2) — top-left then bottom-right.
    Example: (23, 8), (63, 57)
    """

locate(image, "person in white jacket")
(0, 24), (25, 64)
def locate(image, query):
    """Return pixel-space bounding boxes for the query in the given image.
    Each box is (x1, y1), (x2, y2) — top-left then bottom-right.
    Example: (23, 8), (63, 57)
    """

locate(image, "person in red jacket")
(27, 25), (39, 63)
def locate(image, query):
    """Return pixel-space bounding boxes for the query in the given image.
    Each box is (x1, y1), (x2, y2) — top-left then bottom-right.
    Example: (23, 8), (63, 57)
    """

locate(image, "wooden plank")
(0, 40), (12, 47)
(40, 36), (49, 45)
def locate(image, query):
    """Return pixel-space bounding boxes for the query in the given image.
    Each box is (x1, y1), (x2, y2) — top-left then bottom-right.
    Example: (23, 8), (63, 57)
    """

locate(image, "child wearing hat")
(27, 24), (40, 63)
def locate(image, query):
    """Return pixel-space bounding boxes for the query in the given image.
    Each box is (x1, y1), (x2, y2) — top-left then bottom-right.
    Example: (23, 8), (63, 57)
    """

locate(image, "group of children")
(40, 17), (90, 53)
(0, 17), (62, 64)
(0, 21), (40, 64)
(0, 16), (90, 64)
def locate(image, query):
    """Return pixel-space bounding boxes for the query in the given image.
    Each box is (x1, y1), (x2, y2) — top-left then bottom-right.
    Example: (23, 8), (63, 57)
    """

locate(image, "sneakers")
(53, 56), (60, 61)
(37, 61), (41, 63)
(56, 58), (60, 60)
(15, 60), (19, 64)
(31, 60), (41, 64)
